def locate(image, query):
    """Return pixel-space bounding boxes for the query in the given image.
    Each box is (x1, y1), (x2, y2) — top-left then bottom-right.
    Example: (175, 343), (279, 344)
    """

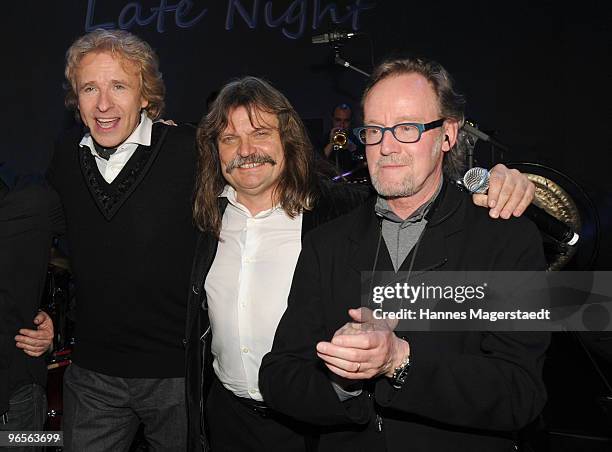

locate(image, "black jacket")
(0, 173), (64, 415)
(259, 180), (550, 452)
(185, 180), (371, 451)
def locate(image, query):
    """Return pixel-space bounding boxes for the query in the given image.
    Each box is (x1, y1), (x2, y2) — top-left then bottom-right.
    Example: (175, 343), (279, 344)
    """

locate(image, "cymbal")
(528, 173), (580, 270)
(507, 162), (600, 271)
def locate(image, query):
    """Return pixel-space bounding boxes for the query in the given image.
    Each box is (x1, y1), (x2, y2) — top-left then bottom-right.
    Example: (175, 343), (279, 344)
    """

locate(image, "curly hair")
(64, 29), (165, 120)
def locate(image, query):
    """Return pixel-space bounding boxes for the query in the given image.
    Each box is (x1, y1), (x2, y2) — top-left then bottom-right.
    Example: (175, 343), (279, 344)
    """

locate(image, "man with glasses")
(187, 74), (536, 451)
(259, 57), (549, 451)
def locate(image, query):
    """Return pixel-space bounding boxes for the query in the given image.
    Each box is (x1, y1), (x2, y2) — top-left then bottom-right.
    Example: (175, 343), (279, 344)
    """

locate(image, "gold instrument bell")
(332, 130), (349, 149)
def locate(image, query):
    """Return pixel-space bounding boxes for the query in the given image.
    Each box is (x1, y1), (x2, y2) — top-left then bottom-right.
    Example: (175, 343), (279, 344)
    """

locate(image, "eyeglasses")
(353, 119), (445, 145)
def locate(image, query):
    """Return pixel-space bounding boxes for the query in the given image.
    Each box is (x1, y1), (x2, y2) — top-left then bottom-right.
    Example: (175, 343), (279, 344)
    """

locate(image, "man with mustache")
(187, 75), (537, 451)
(259, 57), (549, 451)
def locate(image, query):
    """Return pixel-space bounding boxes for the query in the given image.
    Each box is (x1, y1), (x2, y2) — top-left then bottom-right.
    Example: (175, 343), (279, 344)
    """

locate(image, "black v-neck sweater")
(48, 123), (197, 377)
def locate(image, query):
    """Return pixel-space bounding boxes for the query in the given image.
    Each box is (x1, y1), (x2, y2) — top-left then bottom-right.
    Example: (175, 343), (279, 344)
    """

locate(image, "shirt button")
(242, 347), (249, 354)
(192, 285), (200, 295)
(244, 257), (252, 264)
(249, 388), (257, 394)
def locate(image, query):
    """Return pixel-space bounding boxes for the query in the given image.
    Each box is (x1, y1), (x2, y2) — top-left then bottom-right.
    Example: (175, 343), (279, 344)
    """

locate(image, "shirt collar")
(375, 177), (443, 225)
(220, 185), (281, 218)
(79, 111), (153, 153)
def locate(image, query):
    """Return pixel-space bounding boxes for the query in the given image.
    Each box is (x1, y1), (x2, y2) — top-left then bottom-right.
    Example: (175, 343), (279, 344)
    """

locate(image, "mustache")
(375, 155), (412, 168)
(225, 153), (277, 173)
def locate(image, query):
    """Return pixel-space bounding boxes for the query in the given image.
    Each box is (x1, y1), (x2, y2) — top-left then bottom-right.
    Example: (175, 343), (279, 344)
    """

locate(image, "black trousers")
(62, 363), (186, 452)
(206, 376), (311, 452)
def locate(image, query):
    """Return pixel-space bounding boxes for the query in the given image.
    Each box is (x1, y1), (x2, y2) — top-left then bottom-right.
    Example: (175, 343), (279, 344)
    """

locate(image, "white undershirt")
(79, 112), (152, 183)
(205, 185), (303, 400)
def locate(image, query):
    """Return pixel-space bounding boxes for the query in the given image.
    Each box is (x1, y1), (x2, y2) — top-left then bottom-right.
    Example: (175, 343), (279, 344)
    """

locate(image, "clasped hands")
(316, 307), (410, 382)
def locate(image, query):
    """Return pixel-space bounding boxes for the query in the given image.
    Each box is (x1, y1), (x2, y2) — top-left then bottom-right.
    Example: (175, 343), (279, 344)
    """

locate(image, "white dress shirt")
(79, 111), (152, 183)
(205, 186), (303, 400)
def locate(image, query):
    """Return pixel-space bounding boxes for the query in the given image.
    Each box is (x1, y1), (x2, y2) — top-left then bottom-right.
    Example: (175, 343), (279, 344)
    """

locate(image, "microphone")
(461, 167), (580, 246)
(312, 30), (361, 44)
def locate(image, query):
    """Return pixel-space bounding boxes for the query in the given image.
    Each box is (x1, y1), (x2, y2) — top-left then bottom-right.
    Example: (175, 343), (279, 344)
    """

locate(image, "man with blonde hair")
(48, 29), (196, 451)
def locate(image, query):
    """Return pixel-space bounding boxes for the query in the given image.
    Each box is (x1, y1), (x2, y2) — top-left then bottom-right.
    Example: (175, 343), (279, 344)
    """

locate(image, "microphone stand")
(333, 44), (370, 78)
(330, 42), (368, 181)
(463, 123), (510, 167)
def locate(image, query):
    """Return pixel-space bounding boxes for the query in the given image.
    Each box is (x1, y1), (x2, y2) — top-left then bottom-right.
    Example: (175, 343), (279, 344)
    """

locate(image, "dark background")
(1, 1), (611, 446)
(4, 0), (609, 269)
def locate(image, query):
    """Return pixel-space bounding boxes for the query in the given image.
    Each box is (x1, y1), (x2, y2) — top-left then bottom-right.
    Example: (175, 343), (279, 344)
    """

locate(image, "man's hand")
(15, 311), (54, 357)
(316, 308), (409, 380)
(472, 164), (535, 219)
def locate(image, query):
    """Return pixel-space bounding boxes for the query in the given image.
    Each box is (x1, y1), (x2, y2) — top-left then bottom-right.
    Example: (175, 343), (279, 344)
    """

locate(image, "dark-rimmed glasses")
(353, 119), (445, 145)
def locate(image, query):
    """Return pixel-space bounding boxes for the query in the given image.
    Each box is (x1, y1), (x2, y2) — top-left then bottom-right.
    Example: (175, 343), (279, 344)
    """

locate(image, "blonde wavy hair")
(64, 29), (165, 120)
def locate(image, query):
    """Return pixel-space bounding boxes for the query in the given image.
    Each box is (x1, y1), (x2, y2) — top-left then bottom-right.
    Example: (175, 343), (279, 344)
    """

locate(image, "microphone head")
(463, 167), (489, 193)
(312, 30), (360, 44)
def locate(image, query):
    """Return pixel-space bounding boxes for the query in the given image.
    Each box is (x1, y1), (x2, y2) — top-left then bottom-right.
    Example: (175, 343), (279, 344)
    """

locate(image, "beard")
(370, 134), (443, 197)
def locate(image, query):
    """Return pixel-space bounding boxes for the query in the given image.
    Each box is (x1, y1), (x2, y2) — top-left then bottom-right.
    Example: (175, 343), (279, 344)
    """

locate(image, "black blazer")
(184, 180), (371, 452)
(259, 180), (550, 452)
(0, 175), (64, 415)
